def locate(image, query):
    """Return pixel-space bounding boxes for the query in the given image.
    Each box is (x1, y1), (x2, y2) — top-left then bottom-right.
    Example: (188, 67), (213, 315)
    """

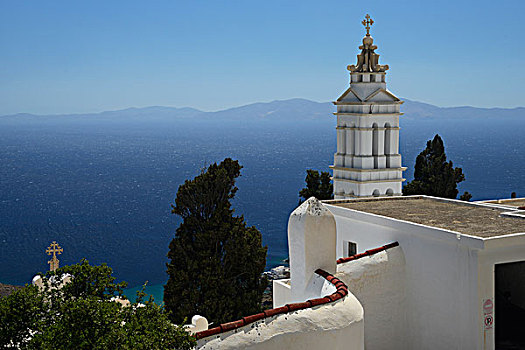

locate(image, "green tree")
(403, 134), (471, 199)
(299, 169), (334, 202)
(459, 191), (473, 202)
(164, 158), (268, 325)
(0, 260), (195, 350)
(0, 283), (45, 348)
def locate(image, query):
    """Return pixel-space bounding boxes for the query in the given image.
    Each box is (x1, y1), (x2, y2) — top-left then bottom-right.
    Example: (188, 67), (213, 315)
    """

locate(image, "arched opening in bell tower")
(384, 122), (392, 168)
(372, 123), (379, 169)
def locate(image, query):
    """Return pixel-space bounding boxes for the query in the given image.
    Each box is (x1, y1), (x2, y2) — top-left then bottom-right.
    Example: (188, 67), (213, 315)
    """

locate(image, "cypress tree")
(299, 169), (334, 203)
(403, 134), (470, 199)
(164, 158), (267, 325)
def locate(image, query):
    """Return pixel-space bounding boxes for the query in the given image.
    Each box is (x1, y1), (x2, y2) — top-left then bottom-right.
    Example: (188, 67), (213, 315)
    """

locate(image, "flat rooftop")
(479, 198), (525, 208)
(330, 196), (525, 238)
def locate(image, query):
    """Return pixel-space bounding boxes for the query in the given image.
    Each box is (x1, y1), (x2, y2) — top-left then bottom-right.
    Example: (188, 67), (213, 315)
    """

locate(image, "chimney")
(288, 197), (337, 297)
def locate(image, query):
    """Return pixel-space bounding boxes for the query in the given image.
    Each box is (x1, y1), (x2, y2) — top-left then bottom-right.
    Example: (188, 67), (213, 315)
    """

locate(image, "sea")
(0, 116), (523, 302)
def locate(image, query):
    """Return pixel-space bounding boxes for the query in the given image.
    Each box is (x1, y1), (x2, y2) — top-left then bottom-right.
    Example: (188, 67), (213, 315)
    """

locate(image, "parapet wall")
(196, 269), (364, 350)
(336, 244), (407, 350)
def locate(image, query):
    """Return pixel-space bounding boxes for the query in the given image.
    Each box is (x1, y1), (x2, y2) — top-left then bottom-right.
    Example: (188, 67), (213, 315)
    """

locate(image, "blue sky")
(1, 0), (524, 115)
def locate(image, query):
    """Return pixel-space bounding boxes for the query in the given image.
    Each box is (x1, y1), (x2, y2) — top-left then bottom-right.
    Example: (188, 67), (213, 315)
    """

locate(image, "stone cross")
(361, 14), (374, 35)
(46, 241), (63, 272)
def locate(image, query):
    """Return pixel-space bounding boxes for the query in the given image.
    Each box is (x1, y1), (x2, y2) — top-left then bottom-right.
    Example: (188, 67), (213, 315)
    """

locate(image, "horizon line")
(2, 97), (525, 118)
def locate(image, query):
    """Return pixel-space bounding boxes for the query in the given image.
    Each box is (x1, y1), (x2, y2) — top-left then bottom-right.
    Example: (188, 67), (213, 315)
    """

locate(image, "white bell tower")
(331, 15), (406, 199)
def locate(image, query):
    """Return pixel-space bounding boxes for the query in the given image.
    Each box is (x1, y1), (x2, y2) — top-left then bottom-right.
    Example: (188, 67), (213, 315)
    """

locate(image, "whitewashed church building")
(192, 15), (525, 350)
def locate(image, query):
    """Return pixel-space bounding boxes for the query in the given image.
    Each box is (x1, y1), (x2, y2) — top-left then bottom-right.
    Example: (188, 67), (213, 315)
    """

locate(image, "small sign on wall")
(483, 298), (494, 330)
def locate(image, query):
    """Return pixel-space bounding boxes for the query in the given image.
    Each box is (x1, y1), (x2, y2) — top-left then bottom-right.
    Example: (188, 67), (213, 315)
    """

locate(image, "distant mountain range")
(2, 98), (524, 122)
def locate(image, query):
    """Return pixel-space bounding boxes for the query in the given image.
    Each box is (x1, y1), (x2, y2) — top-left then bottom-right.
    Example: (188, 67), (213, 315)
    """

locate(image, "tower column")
(377, 128), (385, 156)
(362, 129), (373, 156)
(375, 128), (386, 168)
(353, 129), (374, 169)
(336, 128), (346, 154)
(346, 128), (355, 154)
(392, 128), (400, 154)
(354, 130), (361, 156)
(345, 128), (354, 168)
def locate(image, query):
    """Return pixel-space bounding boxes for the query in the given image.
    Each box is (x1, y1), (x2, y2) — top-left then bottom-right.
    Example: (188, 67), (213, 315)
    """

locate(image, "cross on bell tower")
(362, 14), (374, 35)
(46, 241), (63, 272)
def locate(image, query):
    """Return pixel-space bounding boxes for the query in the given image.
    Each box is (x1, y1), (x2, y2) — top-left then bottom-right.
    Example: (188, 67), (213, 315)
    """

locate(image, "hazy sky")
(1, 0), (524, 115)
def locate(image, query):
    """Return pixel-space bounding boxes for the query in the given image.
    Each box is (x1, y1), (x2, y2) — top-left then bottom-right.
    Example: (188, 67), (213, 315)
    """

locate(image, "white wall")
(196, 293), (365, 350)
(336, 246), (407, 349)
(325, 202), (482, 350)
(272, 279), (291, 309)
(272, 273), (338, 308)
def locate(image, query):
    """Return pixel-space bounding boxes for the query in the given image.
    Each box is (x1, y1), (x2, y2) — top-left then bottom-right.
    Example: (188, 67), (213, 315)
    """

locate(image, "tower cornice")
(330, 165), (407, 172)
(333, 101), (404, 105)
(333, 113), (403, 117)
(333, 178), (406, 184)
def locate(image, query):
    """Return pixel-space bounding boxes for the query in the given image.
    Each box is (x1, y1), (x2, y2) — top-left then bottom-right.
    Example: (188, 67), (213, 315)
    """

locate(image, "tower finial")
(361, 14), (374, 36)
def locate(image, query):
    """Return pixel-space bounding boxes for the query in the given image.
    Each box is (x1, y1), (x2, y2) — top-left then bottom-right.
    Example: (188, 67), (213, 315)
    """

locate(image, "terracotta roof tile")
(264, 306), (288, 317)
(288, 301), (311, 311)
(315, 269), (330, 278)
(337, 241), (399, 264)
(309, 297), (329, 307)
(329, 293), (342, 302)
(242, 313), (266, 324)
(220, 319), (245, 332)
(197, 327), (222, 338)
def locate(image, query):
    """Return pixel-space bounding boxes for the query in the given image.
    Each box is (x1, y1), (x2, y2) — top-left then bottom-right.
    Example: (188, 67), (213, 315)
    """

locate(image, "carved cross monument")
(46, 241), (63, 272)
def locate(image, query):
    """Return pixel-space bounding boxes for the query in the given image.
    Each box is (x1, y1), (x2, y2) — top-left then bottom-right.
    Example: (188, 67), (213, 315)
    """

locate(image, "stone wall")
(0, 283), (22, 298)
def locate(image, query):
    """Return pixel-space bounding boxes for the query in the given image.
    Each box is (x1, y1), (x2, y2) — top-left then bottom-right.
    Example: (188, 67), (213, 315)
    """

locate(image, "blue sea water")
(0, 116), (524, 300)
